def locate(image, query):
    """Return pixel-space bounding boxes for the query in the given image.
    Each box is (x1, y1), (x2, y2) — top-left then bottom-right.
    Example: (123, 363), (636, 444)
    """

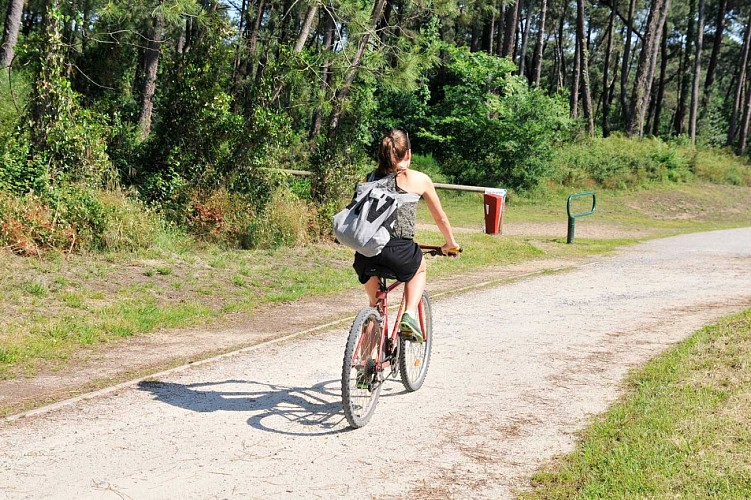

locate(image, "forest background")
(1, 0), (751, 253)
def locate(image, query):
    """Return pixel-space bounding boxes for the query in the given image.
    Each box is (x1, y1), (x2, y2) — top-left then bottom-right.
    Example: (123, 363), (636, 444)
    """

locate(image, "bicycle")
(341, 244), (461, 428)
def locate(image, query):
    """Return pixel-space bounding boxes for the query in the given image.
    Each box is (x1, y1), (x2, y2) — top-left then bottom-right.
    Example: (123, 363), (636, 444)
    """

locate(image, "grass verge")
(522, 309), (751, 498)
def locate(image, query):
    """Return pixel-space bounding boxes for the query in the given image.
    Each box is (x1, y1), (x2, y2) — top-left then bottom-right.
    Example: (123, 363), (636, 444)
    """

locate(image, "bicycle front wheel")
(399, 291), (433, 392)
(342, 307), (383, 428)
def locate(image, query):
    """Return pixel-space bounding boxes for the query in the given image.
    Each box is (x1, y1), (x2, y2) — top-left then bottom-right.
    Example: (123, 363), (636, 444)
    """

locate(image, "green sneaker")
(399, 312), (424, 344)
(356, 370), (369, 390)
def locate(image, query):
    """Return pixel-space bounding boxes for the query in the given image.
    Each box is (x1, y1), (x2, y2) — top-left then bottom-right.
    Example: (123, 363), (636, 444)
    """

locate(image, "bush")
(245, 187), (316, 249)
(686, 148), (751, 186)
(403, 45), (572, 191)
(0, 185), (163, 255)
(411, 153), (449, 183)
(183, 185), (315, 249)
(184, 189), (256, 247)
(0, 191), (75, 255)
(551, 135), (693, 189)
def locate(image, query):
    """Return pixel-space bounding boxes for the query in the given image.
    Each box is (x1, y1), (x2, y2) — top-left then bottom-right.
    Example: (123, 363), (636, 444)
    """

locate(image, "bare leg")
(364, 275), (380, 307)
(403, 257), (427, 316)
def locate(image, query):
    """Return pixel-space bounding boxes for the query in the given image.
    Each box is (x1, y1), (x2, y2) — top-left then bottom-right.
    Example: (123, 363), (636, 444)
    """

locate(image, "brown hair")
(377, 129), (411, 175)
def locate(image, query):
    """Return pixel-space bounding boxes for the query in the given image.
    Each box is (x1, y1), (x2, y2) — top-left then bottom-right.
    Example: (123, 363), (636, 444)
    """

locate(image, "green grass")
(522, 309), (751, 498)
(420, 181), (751, 235)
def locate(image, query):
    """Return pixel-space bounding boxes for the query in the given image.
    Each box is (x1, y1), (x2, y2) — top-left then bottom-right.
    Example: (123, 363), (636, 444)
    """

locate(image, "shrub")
(419, 46), (572, 191)
(685, 148), (751, 186)
(184, 189), (256, 247)
(411, 153), (449, 183)
(0, 185), (163, 255)
(94, 190), (164, 251)
(0, 191), (75, 255)
(245, 187), (316, 249)
(0, 131), (47, 194)
(551, 135), (693, 189)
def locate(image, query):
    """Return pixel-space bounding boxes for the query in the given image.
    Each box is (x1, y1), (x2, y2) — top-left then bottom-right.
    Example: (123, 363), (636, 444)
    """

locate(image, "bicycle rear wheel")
(342, 307), (383, 428)
(399, 291), (433, 392)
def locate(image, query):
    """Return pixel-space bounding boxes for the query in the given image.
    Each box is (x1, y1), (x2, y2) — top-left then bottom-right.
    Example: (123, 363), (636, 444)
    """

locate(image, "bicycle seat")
(363, 264), (398, 281)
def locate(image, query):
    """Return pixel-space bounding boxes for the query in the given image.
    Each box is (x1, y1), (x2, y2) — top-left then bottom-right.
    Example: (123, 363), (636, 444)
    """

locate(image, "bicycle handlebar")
(419, 244), (463, 257)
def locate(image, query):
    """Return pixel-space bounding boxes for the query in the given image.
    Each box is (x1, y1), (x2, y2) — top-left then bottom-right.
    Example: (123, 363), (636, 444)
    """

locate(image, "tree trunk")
(619, 0), (636, 125)
(673, 0), (696, 135)
(701, 0), (727, 111)
(728, 13), (751, 145)
(627, 0), (669, 137)
(651, 20), (668, 136)
(0, 0), (25, 68)
(470, 17), (482, 52)
(486, 9), (496, 54)
(232, 0), (248, 73)
(576, 0), (593, 135)
(294, 3), (318, 52)
(502, 0), (519, 59)
(555, 0), (567, 90)
(137, 3), (165, 141)
(570, 29), (580, 119)
(235, 0), (266, 83)
(310, 14), (334, 138)
(271, 2), (319, 103)
(327, 0), (388, 135)
(518, 0), (533, 78)
(532, 0), (547, 86)
(496, 3), (506, 56)
(689, 0), (705, 144)
(602, 0), (615, 137)
(29, 0), (63, 153)
(738, 77), (751, 153)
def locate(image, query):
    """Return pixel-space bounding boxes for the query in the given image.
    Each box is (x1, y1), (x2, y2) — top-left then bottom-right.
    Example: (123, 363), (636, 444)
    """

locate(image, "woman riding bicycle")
(352, 129), (460, 343)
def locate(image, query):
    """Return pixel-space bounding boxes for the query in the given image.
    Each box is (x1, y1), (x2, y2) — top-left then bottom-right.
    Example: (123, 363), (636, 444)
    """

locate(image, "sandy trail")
(1, 228), (750, 499)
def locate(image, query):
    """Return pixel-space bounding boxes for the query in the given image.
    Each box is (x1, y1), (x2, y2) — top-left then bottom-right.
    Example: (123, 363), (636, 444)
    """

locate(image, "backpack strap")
(366, 171), (397, 183)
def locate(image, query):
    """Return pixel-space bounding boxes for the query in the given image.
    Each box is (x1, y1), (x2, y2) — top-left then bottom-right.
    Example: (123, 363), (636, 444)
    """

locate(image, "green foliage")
(687, 148), (751, 186)
(0, 185), (164, 255)
(551, 135), (694, 189)
(377, 45), (572, 191)
(24, 6), (113, 188)
(0, 69), (28, 132)
(245, 187), (316, 249)
(137, 22), (242, 201)
(410, 153), (449, 183)
(0, 130), (47, 194)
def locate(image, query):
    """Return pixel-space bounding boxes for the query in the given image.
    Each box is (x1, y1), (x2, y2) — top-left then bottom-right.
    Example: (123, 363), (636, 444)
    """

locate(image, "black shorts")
(353, 239), (423, 284)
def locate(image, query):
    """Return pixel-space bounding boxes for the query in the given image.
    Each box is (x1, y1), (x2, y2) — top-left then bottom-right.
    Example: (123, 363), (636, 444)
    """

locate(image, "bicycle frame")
(343, 243), (457, 427)
(350, 244), (446, 377)
(353, 276), (429, 376)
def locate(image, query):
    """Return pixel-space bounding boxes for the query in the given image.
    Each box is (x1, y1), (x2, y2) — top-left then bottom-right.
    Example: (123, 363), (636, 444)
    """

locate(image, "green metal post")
(566, 192), (597, 244)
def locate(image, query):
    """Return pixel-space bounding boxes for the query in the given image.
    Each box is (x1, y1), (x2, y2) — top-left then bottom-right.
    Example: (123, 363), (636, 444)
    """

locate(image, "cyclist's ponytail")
(377, 129), (410, 176)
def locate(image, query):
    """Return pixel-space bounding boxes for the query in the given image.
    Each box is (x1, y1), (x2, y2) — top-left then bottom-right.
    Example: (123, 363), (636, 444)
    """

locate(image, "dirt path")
(1, 228), (750, 499)
(0, 220), (612, 416)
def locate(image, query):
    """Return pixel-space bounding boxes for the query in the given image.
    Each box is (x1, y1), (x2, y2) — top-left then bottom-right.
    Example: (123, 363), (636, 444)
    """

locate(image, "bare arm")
(421, 178), (460, 252)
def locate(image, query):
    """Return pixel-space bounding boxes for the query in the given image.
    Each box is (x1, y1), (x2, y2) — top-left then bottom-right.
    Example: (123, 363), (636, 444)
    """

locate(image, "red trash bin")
(484, 188), (506, 235)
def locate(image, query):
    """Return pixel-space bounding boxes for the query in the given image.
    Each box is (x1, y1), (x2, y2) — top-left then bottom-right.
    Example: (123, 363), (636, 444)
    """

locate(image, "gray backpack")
(333, 173), (416, 257)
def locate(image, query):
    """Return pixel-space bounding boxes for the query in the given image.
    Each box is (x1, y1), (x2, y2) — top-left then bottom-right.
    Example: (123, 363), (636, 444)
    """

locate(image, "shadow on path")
(138, 379), (407, 436)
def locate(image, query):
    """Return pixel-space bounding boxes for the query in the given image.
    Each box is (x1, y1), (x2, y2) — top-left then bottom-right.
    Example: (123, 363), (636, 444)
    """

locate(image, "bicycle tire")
(399, 291), (433, 392)
(341, 307), (383, 428)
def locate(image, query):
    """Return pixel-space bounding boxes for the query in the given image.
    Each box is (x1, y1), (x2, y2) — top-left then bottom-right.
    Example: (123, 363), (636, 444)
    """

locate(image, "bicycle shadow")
(137, 378), (406, 436)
